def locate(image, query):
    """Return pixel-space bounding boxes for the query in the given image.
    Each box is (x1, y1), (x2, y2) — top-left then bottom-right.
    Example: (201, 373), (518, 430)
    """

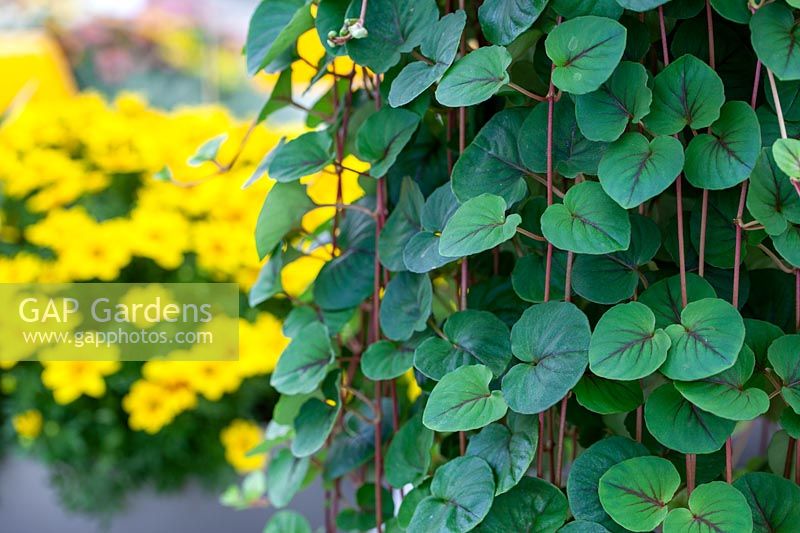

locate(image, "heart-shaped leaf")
(598, 456), (680, 532)
(414, 310), (512, 380)
(361, 334), (425, 381)
(663, 481), (752, 533)
(615, 0), (669, 12)
(571, 214), (661, 304)
(772, 138), (800, 178)
(268, 131), (335, 183)
(573, 374), (643, 415)
(545, 16), (627, 94)
(270, 322), (335, 395)
(379, 272), (432, 341)
(512, 250), (569, 302)
(467, 412), (538, 495)
(733, 472), (800, 533)
(389, 11), (467, 107)
(598, 133), (684, 208)
(403, 183), (459, 273)
(553, 0), (623, 18)
(423, 364), (508, 432)
(476, 477), (568, 533)
(567, 437), (650, 532)
(674, 345), (769, 421)
(385, 411), (434, 488)
(264, 511), (311, 533)
(346, 0), (438, 73)
(246, 0), (312, 75)
(646, 54), (725, 135)
(255, 181), (315, 259)
(661, 298), (745, 381)
(452, 108), (531, 205)
(439, 194), (522, 257)
(520, 98), (608, 178)
(541, 181), (631, 255)
(292, 373), (341, 457)
(746, 149), (800, 236)
(380, 177), (424, 271)
(589, 301), (671, 381)
(768, 334), (800, 414)
(639, 274), (717, 329)
(750, 3), (800, 81)
(356, 108), (420, 178)
(644, 383), (736, 454)
(558, 521), (612, 533)
(436, 46), (512, 107)
(773, 224), (800, 267)
(478, 0), (547, 45)
(501, 301), (590, 414)
(267, 448), (310, 508)
(408, 456), (495, 532)
(684, 101), (761, 189)
(575, 61), (652, 142)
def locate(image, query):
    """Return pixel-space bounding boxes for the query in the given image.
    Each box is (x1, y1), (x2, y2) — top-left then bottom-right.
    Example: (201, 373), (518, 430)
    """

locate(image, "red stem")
(548, 407), (556, 484)
(698, 189), (708, 278)
(796, 270), (800, 332)
(635, 405), (643, 442)
(686, 453), (696, 495)
(785, 437), (795, 479)
(564, 252), (574, 302)
(537, 412), (545, 477)
(555, 394), (569, 486)
(725, 437), (733, 483)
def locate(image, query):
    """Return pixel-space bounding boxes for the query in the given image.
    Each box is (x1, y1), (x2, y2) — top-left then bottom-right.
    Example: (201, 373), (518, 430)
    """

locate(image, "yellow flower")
(238, 314), (289, 378)
(141, 360), (200, 413)
(123, 379), (192, 434)
(220, 419), (266, 473)
(128, 208), (190, 270)
(401, 369), (422, 402)
(41, 360), (121, 404)
(301, 155), (368, 232)
(280, 244), (334, 298)
(12, 409), (43, 439)
(187, 361), (242, 401)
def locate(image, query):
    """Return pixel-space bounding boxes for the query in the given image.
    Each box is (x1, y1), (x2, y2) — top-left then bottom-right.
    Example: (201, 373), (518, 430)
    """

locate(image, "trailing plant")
(241, 0), (800, 531)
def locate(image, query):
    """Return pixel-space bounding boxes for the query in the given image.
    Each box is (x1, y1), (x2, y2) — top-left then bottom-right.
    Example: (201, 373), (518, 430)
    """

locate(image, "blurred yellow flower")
(238, 314), (289, 378)
(220, 419), (266, 473)
(12, 409), (43, 440)
(123, 379), (187, 434)
(41, 360), (121, 404)
(187, 361), (242, 401)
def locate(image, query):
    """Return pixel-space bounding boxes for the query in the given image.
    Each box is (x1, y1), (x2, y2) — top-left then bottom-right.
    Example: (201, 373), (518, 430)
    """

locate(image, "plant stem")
(555, 394), (570, 486)
(507, 81), (548, 102)
(537, 412), (545, 477)
(516, 227), (546, 241)
(686, 454), (696, 495)
(698, 0), (716, 278)
(564, 252), (574, 302)
(785, 437), (795, 479)
(767, 69), (789, 140)
(757, 243), (795, 274)
(725, 437), (733, 483)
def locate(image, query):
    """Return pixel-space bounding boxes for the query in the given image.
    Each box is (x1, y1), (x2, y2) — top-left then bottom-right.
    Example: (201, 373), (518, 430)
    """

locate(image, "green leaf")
(571, 214), (661, 304)
(639, 274), (717, 329)
(773, 224), (800, 267)
(512, 251), (568, 303)
(614, 0), (669, 12)
(414, 310), (512, 380)
(361, 334), (424, 381)
(452, 108), (530, 205)
(781, 409), (800, 439)
(674, 345), (769, 421)
(379, 177), (424, 271)
(545, 16), (627, 94)
(746, 149), (800, 236)
(646, 54), (725, 135)
(476, 477), (568, 533)
(745, 318), (785, 367)
(553, 0), (623, 18)
(379, 272), (432, 341)
(750, 3), (800, 81)
(588, 301), (671, 381)
(661, 298), (745, 381)
(598, 133), (684, 208)
(246, 0), (313, 75)
(423, 365), (508, 432)
(324, 400), (390, 480)
(710, 0), (750, 24)
(478, 0), (548, 45)
(466, 413), (538, 495)
(689, 188), (744, 269)
(772, 138), (800, 178)
(558, 521), (612, 533)
(540, 181), (631, 255)
(685, 101), (761, 189)
(663, 481), (752, 533)
(187, 134), (227, 166)
(439, 194), (521, 257)
(501, 302), (590, 414)
(292, 373), (341, 457)
(408, 456), (495, 532)
(573, 374), (643, 415)
(264, 510), (312, 533)
(768, 334), (800, 414)
(267, 448), (310, 508)
(404, 183), (459, 273)
(388, 11), (467, 107)
(733, 472), (800, 533)
(336, 483), (393, 531)
(575, 61), (652, 142)
(268, 131), (335, 183)
(436, 46), (512, 107)
(398, 481), (430, 530)
(520, 98), (608, 178)
(356, 108), (420, 178)
(385, 412), (433, 488)
(644, 383), (736, 454)
(598, 456), (680, 533)
(270, 322), (335, 395)
(567, 437), (650, 532)
(345, 0), (438, 73)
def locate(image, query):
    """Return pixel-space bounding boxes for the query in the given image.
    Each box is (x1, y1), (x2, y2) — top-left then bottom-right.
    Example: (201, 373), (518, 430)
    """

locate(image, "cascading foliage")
(240, 0), (800, 531)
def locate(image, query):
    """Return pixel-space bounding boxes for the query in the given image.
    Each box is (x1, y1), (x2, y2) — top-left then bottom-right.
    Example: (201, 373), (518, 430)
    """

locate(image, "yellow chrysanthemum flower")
(220, 419), (266, 473)
(12, 409), (43, 440)
(123, 380), (184, 434)
(41, 360), (121, 404)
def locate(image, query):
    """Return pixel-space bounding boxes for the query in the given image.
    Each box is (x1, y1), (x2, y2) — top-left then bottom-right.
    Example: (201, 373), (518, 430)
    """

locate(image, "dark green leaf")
(663, 481), (752, 533)
(267, 449), (310, 508)
(439, 194), (521, 257)
(733, 472), (800, 533)
(573, 374), (643, 415)
(746, 149), (800, 236)
(246, 0), (313, 75)
(639, 274), (717, 329)
(268, 131), (335, 183)
(270, 322), (335, 395)
(356, 108), (420, 177)
(423, 365), (508, 432)
(478, 0), (548, 45)
(385, 412), (434, 488)
(768, 334), (800, 414)
(476, 477), (568, 533)
(380, 272), (432, 341)
(436, 46), (513, 107)
(380, 177), (424, 271)
(750, 3), (800, 81)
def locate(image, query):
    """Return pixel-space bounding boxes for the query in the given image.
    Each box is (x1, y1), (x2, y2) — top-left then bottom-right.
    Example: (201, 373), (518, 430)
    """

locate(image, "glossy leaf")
(380, 177), (424, 271)
(436, 46), (512, 107)
(423, 365), (508, 432)
(478, 0), (548, 45)
(476, 477), (568, 533)
(267, 449), (310, 508)
(246, 0), (312, 75)
(268, 131), (335, 183)
(467, 412), (538, 495)
(379, 272), (432, 341)
(772, 138), (800, 178)
(663, 481), (752, 533)
(734, 472), (800, 533)
(385, 412), (434, 488)
(768, 334), (800, 414)
(356, 108), (420, 178)
(255, 181), (315, 259)
(746, 149), (800, 236)
(270, 322), (335, 395)
(750, 3), (800, 81)
(439, 194), (521, 257)
(573, 374), (643, 415)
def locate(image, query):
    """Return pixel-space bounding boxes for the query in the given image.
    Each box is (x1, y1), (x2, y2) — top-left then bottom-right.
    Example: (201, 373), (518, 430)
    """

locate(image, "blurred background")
(0, 0), (328, 530)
